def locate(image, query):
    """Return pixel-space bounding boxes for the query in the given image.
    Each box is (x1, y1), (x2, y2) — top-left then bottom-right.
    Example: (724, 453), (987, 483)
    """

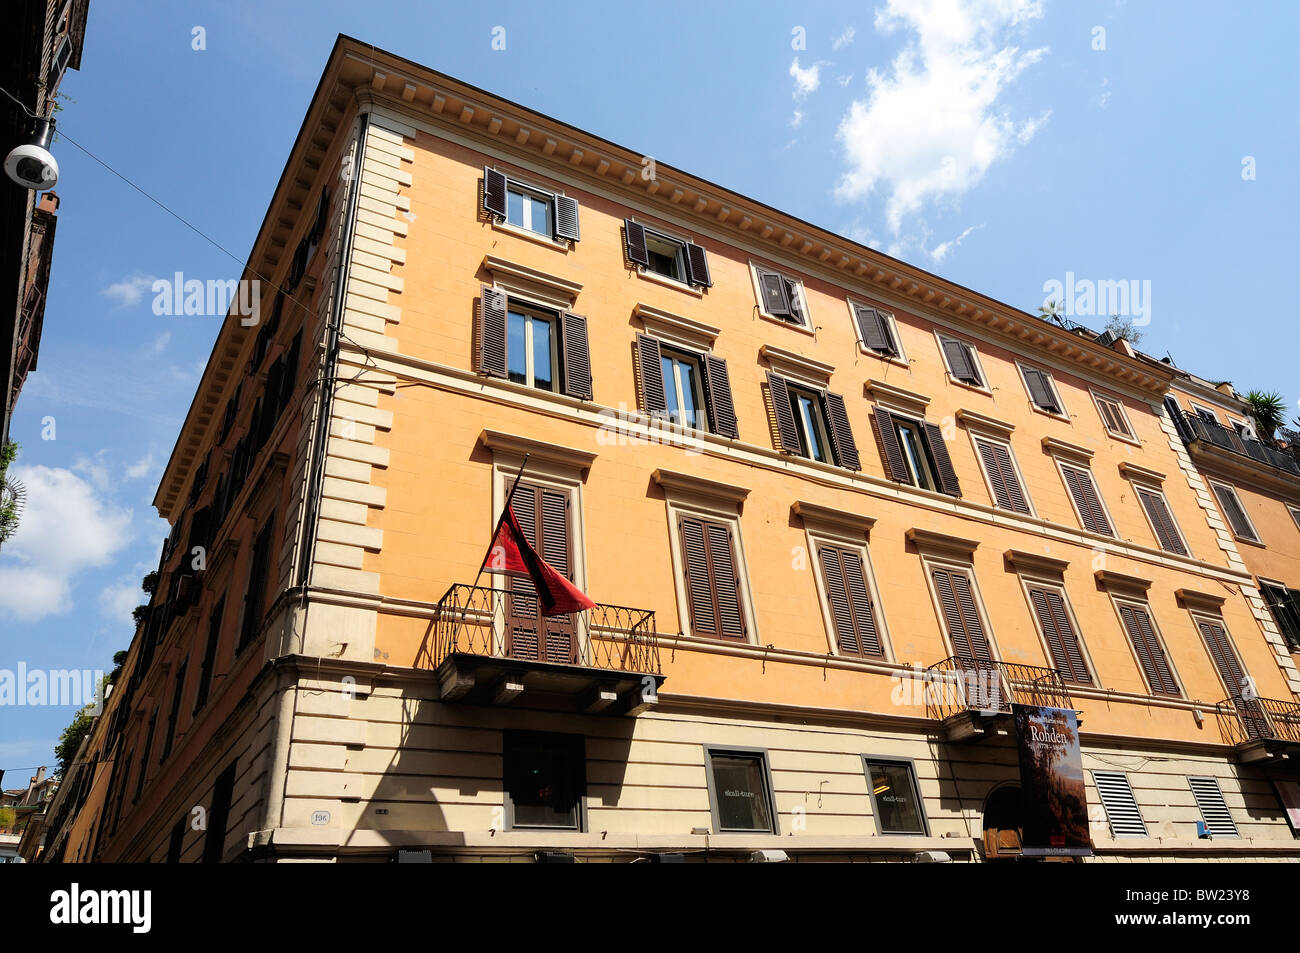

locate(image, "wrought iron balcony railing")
(425, 583), (661, 677)
(1171, 409), (1300, 477)
(1214, 695), (1300, 747)
(923, 656), (1074, 722)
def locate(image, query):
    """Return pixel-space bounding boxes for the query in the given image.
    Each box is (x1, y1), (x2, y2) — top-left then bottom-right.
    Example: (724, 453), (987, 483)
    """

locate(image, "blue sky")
(2, 0), (1298, 777)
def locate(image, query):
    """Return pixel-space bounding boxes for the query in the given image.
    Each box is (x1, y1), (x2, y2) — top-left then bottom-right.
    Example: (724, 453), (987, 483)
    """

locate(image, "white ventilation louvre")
(1189, 776), (1238, 837)
(1093, 771), (1147, 837)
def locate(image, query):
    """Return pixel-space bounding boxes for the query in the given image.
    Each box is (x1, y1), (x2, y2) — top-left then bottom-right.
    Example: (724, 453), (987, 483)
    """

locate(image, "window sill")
(490, 218), (570, 251)
(944, 374), (993, 397)
(637, 267), (704, 296)
(1232, 534), (1266, 549)
(1029, 404), (1071, 425)
(857, 345), (910, 370)
(756, 309), (815, 336)
(1103, 429), (1143, 448)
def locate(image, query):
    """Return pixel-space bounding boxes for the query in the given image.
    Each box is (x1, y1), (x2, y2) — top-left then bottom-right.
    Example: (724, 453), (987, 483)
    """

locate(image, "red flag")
(482, 505), (596, 616)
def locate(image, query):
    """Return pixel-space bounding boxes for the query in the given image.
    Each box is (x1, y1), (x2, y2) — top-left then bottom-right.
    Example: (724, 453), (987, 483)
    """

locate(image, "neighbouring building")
(1, 767), (57, 862)
(44, 37), (1300, 864)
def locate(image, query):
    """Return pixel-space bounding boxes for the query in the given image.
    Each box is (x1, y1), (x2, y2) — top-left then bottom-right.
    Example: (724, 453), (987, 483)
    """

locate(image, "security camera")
(5, 118), (59, 191)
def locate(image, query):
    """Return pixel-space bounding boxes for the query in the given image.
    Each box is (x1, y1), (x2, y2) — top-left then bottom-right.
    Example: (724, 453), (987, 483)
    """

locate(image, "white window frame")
(933, 330), (990, 393)
(847, 298), (908, 366)
(488, 172), (571, 250)
(1090, 389), (1139, 444)
(968, 431), (1036, 517)
(749, 261), (811, 330)
(1130, 480), (1189, 556)
(1054, 458), (1118, 538)
(658, 345), (710, 432)
(1208, 479), (1261, 544)
(504, 298), (560, 392)
(1015, 361), (1068, 420)
(634, 223), (702, 295)
(1287, 504), (1300, 534)
(1109, 594), (1185, 698)
(1189, 402), (1222, 424)
(802, 521), (894, 662)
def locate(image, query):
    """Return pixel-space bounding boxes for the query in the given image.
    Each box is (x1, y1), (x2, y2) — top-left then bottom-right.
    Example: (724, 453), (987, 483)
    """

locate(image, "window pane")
(527, 194), (550, 235)
(795, 393), (826, 462)
(646, 235), (682, 280)
(507, 311), (527, 385)
(678, 360), (701, 428)
(530, 316), (553, 391)
(506, 189), (525, 228)
(711, 754), (773, 832)
(868, 761), (925, 834)
(661, 355), (680, 420)
(896, 422), (932, 490)
(507, 740), (580, 829)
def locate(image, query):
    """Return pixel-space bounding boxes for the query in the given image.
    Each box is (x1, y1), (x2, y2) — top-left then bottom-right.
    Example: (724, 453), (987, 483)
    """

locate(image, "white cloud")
(790, 110), (805, 129)
(124, 452), (155, 481)
(789, 57), (823, 100)
(148, 331), (171, 356)
(833, 26), (857, 50)
(72, 451), (112, 492)
(98, 578), (142, 622)
(1096, 77), (1112, 109)
(838, 73), (854, 87)
(928, 223), (984, 262)
(834, 0), (1050, 233)
(100, 274), (158, 309)
(0, 466), (133, 620)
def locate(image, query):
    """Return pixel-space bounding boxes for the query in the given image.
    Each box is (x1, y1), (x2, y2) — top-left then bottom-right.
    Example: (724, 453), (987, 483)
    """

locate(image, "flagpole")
(470, 452), (530, 592)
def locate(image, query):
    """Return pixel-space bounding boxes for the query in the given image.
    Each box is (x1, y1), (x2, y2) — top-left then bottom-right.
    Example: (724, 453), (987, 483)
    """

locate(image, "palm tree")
(1243, 390), (1286, 441)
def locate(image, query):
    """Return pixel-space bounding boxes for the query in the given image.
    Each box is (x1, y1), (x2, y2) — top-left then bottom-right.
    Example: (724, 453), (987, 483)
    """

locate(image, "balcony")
(1170, 409), (1300, 481)
(1214, 695), (1300, 762)
(924, 656), (1075, 742)
(422, 584), (664, 716)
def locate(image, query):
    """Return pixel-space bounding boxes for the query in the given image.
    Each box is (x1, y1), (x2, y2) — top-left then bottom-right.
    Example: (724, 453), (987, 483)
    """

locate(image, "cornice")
(759, 344), (835, 387)
(906, 527), (979, 559)
(1118, 461), (1167, 485)
(792, 500), (877, 535)
(1042, 436), (1096, 462)
(479, 429), (597, 472)
(1187, 441), (1300, 498)
(957, 408), (1015, 438)
(1004, 549), (1070, 578)
(651, 468), (750, 506)
(1094, 569), (1153, 595)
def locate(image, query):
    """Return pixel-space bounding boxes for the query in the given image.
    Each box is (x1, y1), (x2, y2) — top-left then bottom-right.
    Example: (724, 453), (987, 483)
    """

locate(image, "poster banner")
(1274, 780), (1300, 835)
(1013, 704), (1092, 857)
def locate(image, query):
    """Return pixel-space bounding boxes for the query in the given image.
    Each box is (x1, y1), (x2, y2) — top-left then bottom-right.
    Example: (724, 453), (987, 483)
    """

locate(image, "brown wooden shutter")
(942, 338), (980, 385)
(975, 438), (1028, 513)
(679, 516), (716, 636)
(1023, 367), (1059, 413)
(1137, 488), (1187, 555)
(624, 219), (649, 266)
(822, 391), (861, 471)
(1029, 587), (1091, 683)
(634, 333), (667, 416)
(1198, 618), (1269, 739)
(539, 487), (576, 663)
(931, 568), (992, 662)
(1118, 604), (1179, 695)
(923, 422), (962, 497)
(854, 306), (895, 355)
(1062, 465), (1113, 536)
(559, 312), (592, 400)
(702, 354), (739, 439)
(553, 194), (580, 242)
(766, 372), (803, 455)
(477, 287), (508, 378)
(679, 516), (746, 640)
(872, 408), (910, 483)
(707, 522), (745, 638)
(1098, 396), (1132, 437)
(759, 270), (792, 319)
(1261, 583), (1300, 650)
(684, 241), (712, 287)
(483, 167), (508, 218)
(1211, 483), (1257, 541)
(506, 485), (541, 660)
(820, 545), (883, 657)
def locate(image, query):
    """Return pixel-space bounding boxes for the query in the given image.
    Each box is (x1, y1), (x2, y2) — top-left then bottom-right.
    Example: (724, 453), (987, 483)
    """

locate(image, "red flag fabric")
(483, 505), (596, 616)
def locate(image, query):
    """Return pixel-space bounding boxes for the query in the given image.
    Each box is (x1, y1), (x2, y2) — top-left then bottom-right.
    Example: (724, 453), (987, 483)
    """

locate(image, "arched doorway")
(982, 785), (1023, 860)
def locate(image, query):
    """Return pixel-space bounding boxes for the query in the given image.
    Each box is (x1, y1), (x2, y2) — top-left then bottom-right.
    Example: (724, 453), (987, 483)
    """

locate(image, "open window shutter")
(1029, 587), (1091, 683)
(820, 546), (883, 658)
(634, 333), (667, 416)
(932, 568), (992, 662)
(923, 422), (962, 497)
(684, 241), (712, 287)
(872, 409), (910, 483)
(765, 372), (803, 455)
(553, 194), (580, 242)
(976, 439), (1028, 513)
(822, 391), (861, 471)
(1137, 489), (1187, 555)
(1092, 772), (1147, 837)
(942, 339), (979, 384)
(559, 312), (592, 400)
(679, 516), (717, 636)
(624, 219), (649, 267)
(759, 271), (792, 319)
(702, 354), (739, 439)
(1119, 605), (1179, 696)
(1099, 397), (1132, 437)
(1262, 584), (1300, 650)
(707, 522), (745, 638)
(1211, 483), (1257, 541)
(1063, 466), (1113, 536)
(1023, 367), (1059, 412)
(855, 306), (895, 355)
(477, 287), (508, 378)
(1188, 777), (1238, 837)
(483, 167), (508, 218)
(1197, 620), (1267, 740)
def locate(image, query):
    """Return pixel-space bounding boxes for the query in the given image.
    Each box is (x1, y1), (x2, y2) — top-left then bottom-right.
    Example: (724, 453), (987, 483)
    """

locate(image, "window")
(236, 520), (274, 655)
(477, 288), (592, 399)
(753, 265), (806, 325)
(1188, 776), (1238, 838)
(1059, 463), (1114, 537)
(817, 544), (884, 658)
(132, 712), (157, 804)
(1195, 615), (1258, 716)
(1286, 505), (1300, 533)
(159, 660), (187, 763)
(660, 348), (707, 429)
(704, 747), (778, 834)
(482, 167), (580, 242)
(1260, 581), (1300, 651)
(1093, 392), (1134, 440)
(1092, 771), (1147, 837)
(634, 334), (738, 438)
(202, 761), (237, 863)
(1019, 364), (1063, 415)
(193, 598), (224, 714)
(937, 334), (983, 387)
(1115, 601), (1180, 696)
(929, 566), (994, 663)
(503, 731), (585, 831)
(623, 219), (711, 288)
(851, 303), (900, 358)
(1209, 481), (1259, 543)
(678, 515), (747, 640)
(873, 407), (961, 495)
(974, 436), (1030, 514)
(1134, 486), (1188, 556)
(501, 482), (577, 664)
(1192, 405), (1220, 424)
(767, 372), (861, 470)
(166, 816), (187, 863)
(864, 758), (928, 835)
(1025, 585), (1092, 684)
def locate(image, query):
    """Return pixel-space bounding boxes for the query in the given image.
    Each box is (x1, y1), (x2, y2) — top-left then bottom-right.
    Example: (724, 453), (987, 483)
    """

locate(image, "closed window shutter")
(820, 545), (883, 657)
(1092, 771), (1147, 837)
(931, 568), (992, 662)
(680, 516), (716, 635)
(822, 391), (861, 471)
(634, 333), (667, 416)
(559, 312), (592, 400)
(1029, 587), (1091, 683)
(923, 422), (962, 497)
(1197, 619), (1267, 739)
(854, 306), (895, 355)
(679, 516), (746, 640)
(1118, 604), (1179, 696)
(684, 241), (712, 287)
(942, 338), (980, 385)
(539, 487), (576, 663)
(553, 194), (580, 242)
(976, 438), (1029, 513)
(1062, 465), (1113, 536)
(623, 219), (649, 267)
(701, 354), (739, 439)
(1188, 776), (1238, 837)
(872, 408), (910, 483)
(707, 522), (745, 638)
(1023, 367), (1060, 413)
(1211, 483), (1257, 541)
(477, 287), (508, 378)
(759, 270), (792, 319)
(1137, 488), (1186, 555)
(766, 372), (803, 455)
(1098, 397), (1132, 437)
(483, 167), (508, 218)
